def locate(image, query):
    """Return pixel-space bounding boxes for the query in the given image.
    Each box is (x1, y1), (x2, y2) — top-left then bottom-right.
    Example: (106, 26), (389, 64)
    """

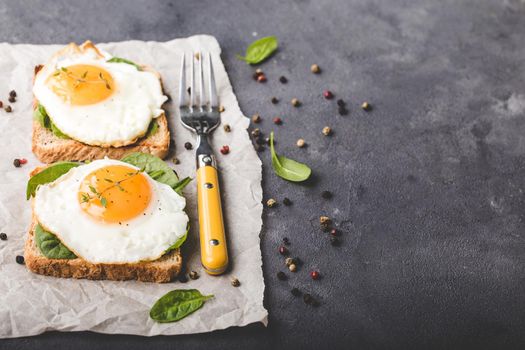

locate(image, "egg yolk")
(46, 64), (115, 105)
(78, 165), (151, 223)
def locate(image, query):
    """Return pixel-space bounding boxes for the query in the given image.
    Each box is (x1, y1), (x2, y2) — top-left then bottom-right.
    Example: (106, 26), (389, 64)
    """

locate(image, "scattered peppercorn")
(8, 96), (16, 103)
(279, 246), (289, 255)
(251, 114), (261, 123)
(337, 99), (345, 107)
(15, 255), (24, 265)
(296, 138), (306, 148)
(330, 236), (340, 246)
(323, 90), (334, 99)
(330, 228), (339, 236)
(0, 233), (7, 241)
(220, 145), (230, 155)
(288, 263), (297, 272)
(322, 126), (332, 136)
(271, 97), (279, 104)
(173, 158), (180, 165)
(283, 237), (290, 245)
(219, 105), (225, 112)
(255, 68), (263, 75)
(320, 216), (331, 226)
(279, 76), (287, 84)
(310, 270), (320, 280)
(20, 158), (27, 165)
(257, 74), (267, 83)
(231, 278), (241, 287)
(255, 136), (265, 145)
(9, 90), (16, 98)
(13, 159), (21, 168)
(223, 124), (231, 132)
(267, 198), (277, 207)
(361, 101), (371, 111)
(184, 142), (193, 150)
(178, 274), (188, 283)
(291, 287), (301, 297)
(303, 293), (313, 304)
(277, 271), (287, 280)
(285, 257), (294, 266)
(189, 271), (199, 280)
(273, 117), (282, 125)
(310, 64), (321, 74)
(338, 106), (348, 116)
(5, 105), (12, 113)
(321, 190), (332, 199)
(291, 98), (300, 107)
(251, 128), (261, 137)
(0, 101), (3, 108)
(282, 197), (292, 206)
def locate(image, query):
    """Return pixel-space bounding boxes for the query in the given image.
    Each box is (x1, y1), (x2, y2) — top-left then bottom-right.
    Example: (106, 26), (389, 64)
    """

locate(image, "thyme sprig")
(80, 169), (142, 208)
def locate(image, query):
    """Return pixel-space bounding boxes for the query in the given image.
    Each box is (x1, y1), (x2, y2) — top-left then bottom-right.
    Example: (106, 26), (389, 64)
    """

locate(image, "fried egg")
(33, 159), (189, 264)
(33, 42), (167, 147)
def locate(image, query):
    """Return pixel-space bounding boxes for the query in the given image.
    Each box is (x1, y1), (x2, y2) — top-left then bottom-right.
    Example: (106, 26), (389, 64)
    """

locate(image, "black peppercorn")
(337, 99), (345, 107)
(271, 97), (279, 104)
(184, 142), (193, 150)
(291, 288), (301, 297)
(8, 96), (16, 103)
(0, 232), (7, 240)
(178, 274), (188, 283)
(282, 237), (290, 245)
(13, 159), (21, 168)
(189, 271), (199, 280)
(338, 106), (348, 116)
(5, 105), (12, 113)
(279, 76), (287, 84)
(15, 255), (24, 265)
(277, 271), (287, 280)
(303, 293), (313, 304)
(283, 197), (292, 206)
(321, 190), (332, 199)
(9, 90), (16, 98)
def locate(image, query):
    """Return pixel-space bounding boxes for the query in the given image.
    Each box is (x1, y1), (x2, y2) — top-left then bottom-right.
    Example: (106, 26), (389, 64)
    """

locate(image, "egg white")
(33, 159), (189, 264)
(33, 47), (167, 147)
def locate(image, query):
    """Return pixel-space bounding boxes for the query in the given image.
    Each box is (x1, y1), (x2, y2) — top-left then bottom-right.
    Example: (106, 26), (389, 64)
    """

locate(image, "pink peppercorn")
(220, 145), (230, 155)
(323, 90), (334, 99)
(273, 117), (282, 125)
(310, 270), (320, 280)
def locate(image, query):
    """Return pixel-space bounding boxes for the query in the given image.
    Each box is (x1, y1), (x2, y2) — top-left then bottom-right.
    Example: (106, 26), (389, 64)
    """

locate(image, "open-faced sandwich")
(32, 41), (170, 163)
(24, 153), (190, 283)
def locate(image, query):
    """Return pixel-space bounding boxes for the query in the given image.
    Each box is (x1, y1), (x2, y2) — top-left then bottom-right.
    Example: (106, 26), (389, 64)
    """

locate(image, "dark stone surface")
(1, 0), (525, 349)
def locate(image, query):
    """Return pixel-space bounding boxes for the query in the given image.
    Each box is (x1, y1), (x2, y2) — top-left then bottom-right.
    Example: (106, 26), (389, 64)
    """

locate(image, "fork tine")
(207, 52), (218, 108)
(178, 53), (186, 107)
(196, 52), (205, 110)
(189, 53), (195, 108)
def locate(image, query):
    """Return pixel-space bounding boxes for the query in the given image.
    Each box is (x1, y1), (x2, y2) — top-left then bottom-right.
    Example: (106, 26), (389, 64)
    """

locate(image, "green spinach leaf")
(237, 36), (278, 64)
(35, 224), (76, 259)
(26, 162), (81, 199)
(150, 289), (213, 323)
(145, 120), (159, 137)
(34, 104), (70, 139)
(165, 224), (189, 253)
(107, 57), (142, 70)
(173, 176), (192, 195)
(121, 152), (180, 188)
(270, 131), (311, 182)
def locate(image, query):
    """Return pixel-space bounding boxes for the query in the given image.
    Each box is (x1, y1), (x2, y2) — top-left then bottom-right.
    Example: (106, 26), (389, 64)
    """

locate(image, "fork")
(178, 52), (228, 275)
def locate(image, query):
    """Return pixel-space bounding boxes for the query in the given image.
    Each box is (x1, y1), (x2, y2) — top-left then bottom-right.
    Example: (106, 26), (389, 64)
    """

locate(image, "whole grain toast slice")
(24, 218), (182, 283)
(32, 41), (170, 163)
(24, 166), (183, 283)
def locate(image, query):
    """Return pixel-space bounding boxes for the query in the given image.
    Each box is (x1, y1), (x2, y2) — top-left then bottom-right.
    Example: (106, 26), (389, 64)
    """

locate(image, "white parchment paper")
(0, 35), (267, 338)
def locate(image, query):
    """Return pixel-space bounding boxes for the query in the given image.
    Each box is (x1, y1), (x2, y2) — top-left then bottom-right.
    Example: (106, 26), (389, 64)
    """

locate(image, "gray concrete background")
(1, 0), (525, 349)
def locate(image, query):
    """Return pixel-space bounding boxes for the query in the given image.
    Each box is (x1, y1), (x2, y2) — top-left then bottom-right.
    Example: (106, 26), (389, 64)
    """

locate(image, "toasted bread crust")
(32, 113), (170, 163)
(32, 44), (171, 163)
(24, 218), (182, 283)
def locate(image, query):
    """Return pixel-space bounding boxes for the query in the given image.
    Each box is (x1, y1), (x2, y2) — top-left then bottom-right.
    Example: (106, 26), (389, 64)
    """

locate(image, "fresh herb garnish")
(150, 289), (213, 323)
(236, 36), (278, 65)
(26, 162), (81, 199)
(107, 57), (142, 71)
(35, 224), (76, 259)
(270, 131), (311, 182)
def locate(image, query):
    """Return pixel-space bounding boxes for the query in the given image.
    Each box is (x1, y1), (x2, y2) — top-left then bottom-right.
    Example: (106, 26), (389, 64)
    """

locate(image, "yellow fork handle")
(196, 164), (229, 275)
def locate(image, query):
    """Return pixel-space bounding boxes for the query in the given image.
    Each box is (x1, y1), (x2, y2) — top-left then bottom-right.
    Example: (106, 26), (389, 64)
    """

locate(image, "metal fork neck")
(195, 134), (216, 168)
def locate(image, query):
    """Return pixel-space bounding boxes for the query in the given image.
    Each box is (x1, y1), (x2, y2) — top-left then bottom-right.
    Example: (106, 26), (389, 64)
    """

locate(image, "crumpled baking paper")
(0, 35), (267, 338)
